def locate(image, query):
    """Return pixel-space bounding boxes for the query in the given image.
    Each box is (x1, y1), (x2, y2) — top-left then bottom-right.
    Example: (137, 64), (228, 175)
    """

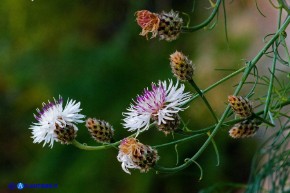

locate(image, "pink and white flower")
(123, 79), (192, 133)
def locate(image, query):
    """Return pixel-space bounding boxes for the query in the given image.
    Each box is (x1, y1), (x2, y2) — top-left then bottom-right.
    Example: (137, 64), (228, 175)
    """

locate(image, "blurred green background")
(0, 0), (280, 192)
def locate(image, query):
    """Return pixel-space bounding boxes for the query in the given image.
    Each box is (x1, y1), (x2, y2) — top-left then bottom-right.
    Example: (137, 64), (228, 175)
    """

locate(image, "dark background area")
(0, 0), (283, 192)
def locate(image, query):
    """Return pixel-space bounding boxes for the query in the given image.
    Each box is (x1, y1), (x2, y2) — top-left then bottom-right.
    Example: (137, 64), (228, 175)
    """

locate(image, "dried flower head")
(123, 79), (192, 134)
(229, 119), (259, 138)
(29, 96), (85, 148)
(86, 118), (114, 143)
(228, 95), (253, 118)
(136, 10), (160, 39)
(117, 137), (159, 174)
(135, 10), (183, 41)
(170, 51), (194, 81)
(157, 10), (183, 41)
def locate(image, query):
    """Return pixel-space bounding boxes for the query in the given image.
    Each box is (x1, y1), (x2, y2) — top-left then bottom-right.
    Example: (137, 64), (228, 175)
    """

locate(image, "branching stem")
(154, 16), (290, 173)
(188, 79), (219, 123)
(181, 0), (222, 32)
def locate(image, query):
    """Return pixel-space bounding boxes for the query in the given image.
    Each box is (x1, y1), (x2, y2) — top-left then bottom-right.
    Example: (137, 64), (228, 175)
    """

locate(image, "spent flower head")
(123, 79), (192, 134)
(29, 96), (85, 148)
(117, 137), (159, 174)
(135, 10), (183, 41)
(136, 10), (160, 39)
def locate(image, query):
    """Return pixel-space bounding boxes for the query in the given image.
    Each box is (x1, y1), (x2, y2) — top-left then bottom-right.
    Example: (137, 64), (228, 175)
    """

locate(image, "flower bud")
(86, 118), (114, 143)
(229, 119), (259, 138)
(228, 95), (253, 118)
(170, 51), (194, 81)
(158, 10), (183, 41)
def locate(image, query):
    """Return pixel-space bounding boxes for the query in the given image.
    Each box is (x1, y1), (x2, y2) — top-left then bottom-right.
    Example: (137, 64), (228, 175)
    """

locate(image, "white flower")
(117, 152), (140, 174)
(29, 96), (85, 148)
(123, 79), (192, 133)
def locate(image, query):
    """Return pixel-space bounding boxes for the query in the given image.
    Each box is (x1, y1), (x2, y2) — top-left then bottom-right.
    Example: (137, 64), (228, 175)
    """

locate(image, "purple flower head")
(123, 79), (192, 134)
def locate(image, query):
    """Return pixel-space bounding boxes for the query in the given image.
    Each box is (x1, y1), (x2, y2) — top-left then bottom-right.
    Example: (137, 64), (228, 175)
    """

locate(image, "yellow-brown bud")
(170, 51), (194, 81)
(158, 10), (183, 41)
(228, 95), (253, 118)
(229, 119), (259, 138)
(86, 118), (114, 143)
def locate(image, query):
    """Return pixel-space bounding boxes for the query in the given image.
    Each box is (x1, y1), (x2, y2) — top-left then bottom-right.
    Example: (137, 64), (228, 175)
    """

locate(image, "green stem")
(154, 16), (290, 173)
(263, 10), (281, 119)
(153, 133), (205, 148)
(71, 122), (153, 151)
(207, 131), (220, 166)
(184, 67), (245, 107)
(72, 140), (118, 150)
(190, 160), (203, 180)
(191, 14), (290, 162)
(188, 79), (219, 123)
(222, 0), (229, 44)
(278, 0), (290, 14)
(181, 0), (221, 32)
(252, 113), (275, 127)
(154, 98), (290, 173)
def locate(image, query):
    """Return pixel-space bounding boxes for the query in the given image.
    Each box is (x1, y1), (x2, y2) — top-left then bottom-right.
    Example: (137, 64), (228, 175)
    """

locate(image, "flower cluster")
(27, 5), (273, 177)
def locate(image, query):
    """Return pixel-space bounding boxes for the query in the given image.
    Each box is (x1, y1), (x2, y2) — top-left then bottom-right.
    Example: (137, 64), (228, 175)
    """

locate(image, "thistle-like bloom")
(136, 10), (160, 39)
(123, 79), (192, 133)
(228, 95), (253, 118)
(117, 137), (159, 174)
(29, 96), (85, 148)
(170, 51), (194, 81)
(86, 118), (114, 143)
